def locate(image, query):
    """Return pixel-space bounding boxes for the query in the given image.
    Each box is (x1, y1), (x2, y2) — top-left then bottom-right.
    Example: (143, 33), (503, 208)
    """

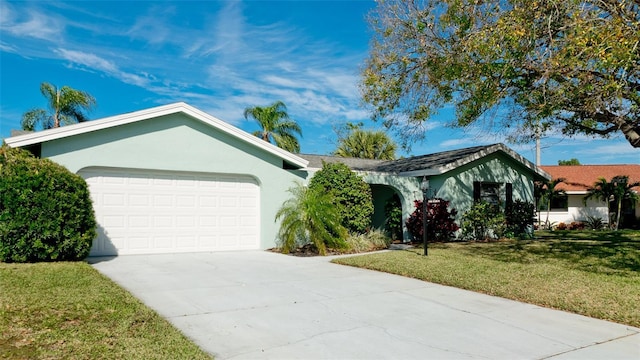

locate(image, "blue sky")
(1, 0), (638, 165)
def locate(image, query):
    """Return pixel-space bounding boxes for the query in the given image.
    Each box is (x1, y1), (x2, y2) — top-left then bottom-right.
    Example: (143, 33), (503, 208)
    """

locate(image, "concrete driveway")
(90, 251), (639, 359)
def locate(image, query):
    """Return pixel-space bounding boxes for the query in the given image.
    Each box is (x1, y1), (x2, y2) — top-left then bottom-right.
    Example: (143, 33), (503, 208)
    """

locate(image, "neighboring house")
(539, 165), (640, 228)
(5, 103), (549, 256)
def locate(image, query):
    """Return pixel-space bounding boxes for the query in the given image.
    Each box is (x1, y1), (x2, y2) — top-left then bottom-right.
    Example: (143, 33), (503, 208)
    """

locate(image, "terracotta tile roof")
(539, 165), (640, 193)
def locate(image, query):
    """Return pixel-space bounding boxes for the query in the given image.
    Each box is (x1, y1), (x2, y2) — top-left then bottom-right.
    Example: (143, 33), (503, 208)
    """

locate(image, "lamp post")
(421, 176), (429, 256)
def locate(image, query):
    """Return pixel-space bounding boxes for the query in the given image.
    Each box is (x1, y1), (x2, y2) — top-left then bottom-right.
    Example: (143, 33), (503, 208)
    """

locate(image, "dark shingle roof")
(371, 145), (491, 173)
(300, 143), (550, 179)
(299, 154), (386, 170)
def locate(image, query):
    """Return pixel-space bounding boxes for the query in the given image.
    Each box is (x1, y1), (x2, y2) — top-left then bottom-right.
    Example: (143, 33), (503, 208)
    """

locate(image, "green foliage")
(334, 127), (397, 160)
(558, 158), (581, 166)
(384, 194), (403, 240)
(275, 183), (348, 256)
(345, 229), (391, 253)
(585, 176), (640, 230)
(538, 178), (567, 228)
(308, 162), (374, 234)
(0, 146), (96, 262)
(362, 0), (640, 148)
(21, 82), (96, 131)
(585, 216), (606, 231)
(244, 100), (302, 153)
(505, 200), (535, 238)
(461, 202), (505, 241)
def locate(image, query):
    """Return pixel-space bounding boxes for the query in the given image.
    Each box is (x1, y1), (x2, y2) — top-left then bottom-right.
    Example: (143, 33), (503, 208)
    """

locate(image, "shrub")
(308, 162), (373, 233)
(276, 183), (348, 256)
(460, 202), (505, 241)
(585, 216), (606, 230)
(505, 200), (535, 238)
(0, 145), (96, 262)
(568, 221), (586, 230)
(556, 222), (568, 230)
(406, 198), (459, 242)
(346, 229), (391, 253)
(384, 194), (403, 240)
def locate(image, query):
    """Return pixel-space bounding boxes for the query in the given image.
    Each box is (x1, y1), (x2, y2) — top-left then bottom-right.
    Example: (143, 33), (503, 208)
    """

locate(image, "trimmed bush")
(308, 162), (373, 233)
(505, 200), (535, 238)
(0, 145), (96, 262)
(460, 202), (505, 241)
(406, 198), (459, 242)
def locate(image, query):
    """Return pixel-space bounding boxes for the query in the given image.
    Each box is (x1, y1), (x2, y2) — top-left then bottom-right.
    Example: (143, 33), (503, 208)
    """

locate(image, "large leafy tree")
(21, 82), (96, 131)
(244, 101), (302, 153)
(362, 0), (640, 148)
(334, 127), (397, 160)
(275, 183), (348, 255)
(585, 175), (640, 230)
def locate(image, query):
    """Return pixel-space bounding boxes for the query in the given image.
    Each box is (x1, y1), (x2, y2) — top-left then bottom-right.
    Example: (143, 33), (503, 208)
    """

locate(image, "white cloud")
(56, 49), (119, 73)
(439, 138), (474, 148)
(0, 3), (64, 41)
(0, 41), (17, 53)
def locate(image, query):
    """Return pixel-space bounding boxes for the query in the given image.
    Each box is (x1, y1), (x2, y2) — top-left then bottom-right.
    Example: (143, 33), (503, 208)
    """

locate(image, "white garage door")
(80, 168), (260, 256)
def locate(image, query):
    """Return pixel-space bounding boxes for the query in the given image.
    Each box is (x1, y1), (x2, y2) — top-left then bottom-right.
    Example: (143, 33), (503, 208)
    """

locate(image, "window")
(539, 195), (568, 211)
(473, 182), (513, 210)
(473, 182), (500, 205)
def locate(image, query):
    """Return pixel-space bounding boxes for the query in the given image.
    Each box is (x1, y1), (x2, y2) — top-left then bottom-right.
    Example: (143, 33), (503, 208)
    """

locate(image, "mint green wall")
(360, 172), (421, 241)
(42, 113), (307, 249)
(432, 153), (535, 221)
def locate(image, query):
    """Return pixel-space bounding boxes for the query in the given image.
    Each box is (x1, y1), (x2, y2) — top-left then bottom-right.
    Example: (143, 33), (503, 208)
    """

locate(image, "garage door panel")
(81, 168), (260, 256)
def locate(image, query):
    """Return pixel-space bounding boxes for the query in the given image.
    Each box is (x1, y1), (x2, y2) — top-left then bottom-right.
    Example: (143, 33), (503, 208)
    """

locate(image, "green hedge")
(308, 161), (373, 233)
(0, 145), (96, 262)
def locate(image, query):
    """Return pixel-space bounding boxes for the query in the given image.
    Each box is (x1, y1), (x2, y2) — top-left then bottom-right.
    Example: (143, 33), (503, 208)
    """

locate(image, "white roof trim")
(5, 102), (308, 168)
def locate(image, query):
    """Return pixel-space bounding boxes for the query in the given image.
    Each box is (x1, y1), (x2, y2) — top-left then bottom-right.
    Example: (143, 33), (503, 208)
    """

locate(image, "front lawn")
(0, 262), (212, 359)
(332, 230), (640, 327)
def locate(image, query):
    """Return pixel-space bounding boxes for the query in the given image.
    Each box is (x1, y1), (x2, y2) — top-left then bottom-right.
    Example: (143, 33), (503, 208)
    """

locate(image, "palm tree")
(334, 128), (397, 160)
(541, 178), (566, 229)
(21, 82), (96, 131)
(275, 183), (348, 255)
(533, 181), (545, 227)
(243, 101), (302, 153)
(585, 176), (640, 230)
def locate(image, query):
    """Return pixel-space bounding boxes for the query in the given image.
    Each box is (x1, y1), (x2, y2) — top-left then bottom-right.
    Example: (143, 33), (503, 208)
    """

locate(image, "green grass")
(0, 262), (212, 359)
(333, 230), (640, 327)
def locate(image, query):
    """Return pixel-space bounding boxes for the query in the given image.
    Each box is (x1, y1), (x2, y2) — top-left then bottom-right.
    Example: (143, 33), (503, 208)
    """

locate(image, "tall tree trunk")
(53, 89), (61, 128)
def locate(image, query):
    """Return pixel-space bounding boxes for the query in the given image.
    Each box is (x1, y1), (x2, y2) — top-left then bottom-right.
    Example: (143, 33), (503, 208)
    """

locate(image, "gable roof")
(4, 102), (308, 169)
(540, 165), (640, 193)
(376, 143), (548, 178)
(301, 143), (550, 179)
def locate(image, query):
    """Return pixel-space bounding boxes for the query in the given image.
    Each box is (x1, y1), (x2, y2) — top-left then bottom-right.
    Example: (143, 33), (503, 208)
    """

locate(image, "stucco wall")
(42, 113), (307, 249)
(434, 153), (536, 221)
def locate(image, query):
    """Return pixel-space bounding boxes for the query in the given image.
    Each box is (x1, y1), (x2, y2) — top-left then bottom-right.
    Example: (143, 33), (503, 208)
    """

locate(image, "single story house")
(302, 144), (550, 239)
(539, 165), (640, 228)
(5, 103), (549, 256)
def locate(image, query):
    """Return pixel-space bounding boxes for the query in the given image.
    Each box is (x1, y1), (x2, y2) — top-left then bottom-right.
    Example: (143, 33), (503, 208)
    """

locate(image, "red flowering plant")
(405, 198), (459, 242)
